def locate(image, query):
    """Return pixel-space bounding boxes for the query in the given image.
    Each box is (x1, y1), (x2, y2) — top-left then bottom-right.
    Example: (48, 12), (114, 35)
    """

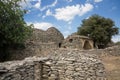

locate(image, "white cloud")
(19, 0), (57, 11)
(42, 15), (46, 19)
(112, 35), (120, 42)
(19, 0), (32, 9)
(53, 3), (93, 22)
(40, 0), (58, 11)
(86, 0), (103, 3)
(46, 9), (53, 16)
(42, 9), (53, 19)
(94, 0), (103, 3)
(27, 22), (54, 30)
(51, 0), (58, 6)
(19, 0), (41, 9)
(34, 0), (41, 9)
(79, 3), (93, 16)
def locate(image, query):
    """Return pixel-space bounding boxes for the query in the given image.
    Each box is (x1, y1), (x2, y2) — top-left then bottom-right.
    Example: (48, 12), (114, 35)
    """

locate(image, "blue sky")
(20, 0), (120, 42)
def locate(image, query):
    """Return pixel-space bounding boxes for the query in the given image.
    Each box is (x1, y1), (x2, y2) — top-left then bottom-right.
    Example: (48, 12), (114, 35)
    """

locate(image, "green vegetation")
(77, 14), (119, 49)
(115, 41), (120, 45)
(0, 0), (33, 61)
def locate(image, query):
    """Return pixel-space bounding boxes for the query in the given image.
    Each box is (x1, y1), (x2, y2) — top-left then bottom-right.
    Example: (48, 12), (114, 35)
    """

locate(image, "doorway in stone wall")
(83, 40), (92, 50)
(59, 43), (62, 48)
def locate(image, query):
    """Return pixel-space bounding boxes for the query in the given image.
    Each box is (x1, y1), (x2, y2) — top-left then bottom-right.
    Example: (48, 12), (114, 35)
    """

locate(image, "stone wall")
(30, 27), (64, 44)
(0, 57), (49, 80)
(8, 42), (41, 60)
(62, 34), (94, 49)
(78, 45), (120, 57)
(7, 27), (64, 60)
(0, 50), (107, 80)
(8, 27), (95, 61)
(8, 42), (58, 60)
(94, 45), (120, 57)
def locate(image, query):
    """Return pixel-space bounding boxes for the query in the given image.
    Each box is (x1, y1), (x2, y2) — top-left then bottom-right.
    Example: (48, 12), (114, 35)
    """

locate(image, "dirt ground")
(100, 55), (120, 80)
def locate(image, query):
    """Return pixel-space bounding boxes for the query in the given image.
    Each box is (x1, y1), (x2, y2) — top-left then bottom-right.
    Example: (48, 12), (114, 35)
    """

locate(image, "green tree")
(77, 14), (119, 48)
(0, 0), (33, 61)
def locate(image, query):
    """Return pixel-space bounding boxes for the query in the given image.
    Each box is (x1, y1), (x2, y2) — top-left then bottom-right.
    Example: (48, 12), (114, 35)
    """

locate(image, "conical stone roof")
(30, 27), (64, 43)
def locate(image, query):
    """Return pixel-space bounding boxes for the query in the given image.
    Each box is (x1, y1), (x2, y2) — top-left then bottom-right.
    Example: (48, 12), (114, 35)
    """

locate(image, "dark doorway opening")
(98, 44), (105, 49)
(59, 43), (62, 48)
(83, 41), (92, 50)
(69, 39), (73, 43)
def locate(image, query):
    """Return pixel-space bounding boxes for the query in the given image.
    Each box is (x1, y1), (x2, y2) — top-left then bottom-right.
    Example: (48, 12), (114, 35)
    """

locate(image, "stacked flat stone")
(31, 27), (64, 43)
(8, 27), (64, 60)
(0, 49), (107, 80)
(47, 49), (106, 80)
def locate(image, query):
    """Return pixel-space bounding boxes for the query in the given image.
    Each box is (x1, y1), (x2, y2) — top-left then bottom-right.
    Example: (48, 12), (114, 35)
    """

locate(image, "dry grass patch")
(100, 55), (120, 80)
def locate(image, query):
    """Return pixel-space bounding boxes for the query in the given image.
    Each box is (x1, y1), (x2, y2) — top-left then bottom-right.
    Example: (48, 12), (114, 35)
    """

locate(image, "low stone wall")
(48, 49), (107, 80)
(81, 45), (120, 56)
(8, 42), (58, 60)
(0, 57), (49, 80)
(103, 45), (120, 56)
(0, 50), (107, 80)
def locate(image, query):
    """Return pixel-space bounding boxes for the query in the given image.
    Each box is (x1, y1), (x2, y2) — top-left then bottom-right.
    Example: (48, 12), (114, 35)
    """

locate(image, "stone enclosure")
(0, 49), (106, 80)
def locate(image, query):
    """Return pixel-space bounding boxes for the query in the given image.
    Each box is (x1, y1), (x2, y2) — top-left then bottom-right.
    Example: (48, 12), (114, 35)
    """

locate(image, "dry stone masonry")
(30, 27), (64, 44)
(0, 49), (107, 80)
(8, 27), (95, 61)
(8, 27), (64, 60)
(62, 34), (94, 50)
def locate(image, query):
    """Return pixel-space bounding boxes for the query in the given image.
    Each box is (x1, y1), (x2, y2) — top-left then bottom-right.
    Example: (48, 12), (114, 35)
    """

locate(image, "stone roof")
(67, 34), (92, 40)
(30, 27), (64, 43)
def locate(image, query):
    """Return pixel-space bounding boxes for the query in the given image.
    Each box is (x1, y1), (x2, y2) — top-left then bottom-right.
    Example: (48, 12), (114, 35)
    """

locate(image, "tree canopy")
(0, 0), (33, 61)
(77, 14), (119, 48)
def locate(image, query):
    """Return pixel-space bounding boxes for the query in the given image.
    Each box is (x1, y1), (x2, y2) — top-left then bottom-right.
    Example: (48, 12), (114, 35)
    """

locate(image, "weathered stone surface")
(8, 27), (64, 61)
(31, 27), (64, 44)
(0, 49), (107, 80)
(61, 34), (94, 50)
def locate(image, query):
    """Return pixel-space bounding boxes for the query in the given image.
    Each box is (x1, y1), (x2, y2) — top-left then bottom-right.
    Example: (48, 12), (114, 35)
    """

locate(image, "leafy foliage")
(0, 0), (33, 61)
(77, 14), (119, 48)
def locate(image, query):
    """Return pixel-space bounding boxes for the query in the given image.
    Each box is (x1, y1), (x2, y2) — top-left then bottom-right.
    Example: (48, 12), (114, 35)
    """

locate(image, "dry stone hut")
(61, 34), (94, 50)
(8, 27), (64, 60)
(30, 27), (64, 48)
(31, 27), (64, 43)
(9, 27), (94, 60)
